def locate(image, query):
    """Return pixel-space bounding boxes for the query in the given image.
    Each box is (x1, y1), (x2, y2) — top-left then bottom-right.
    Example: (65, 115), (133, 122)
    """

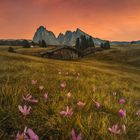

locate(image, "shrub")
(100, 41), (110, 49)
(8, 47), (15, 53)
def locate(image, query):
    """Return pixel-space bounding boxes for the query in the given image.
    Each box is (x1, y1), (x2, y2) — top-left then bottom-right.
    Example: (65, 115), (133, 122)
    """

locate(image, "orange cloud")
(0, 0), (140, 41)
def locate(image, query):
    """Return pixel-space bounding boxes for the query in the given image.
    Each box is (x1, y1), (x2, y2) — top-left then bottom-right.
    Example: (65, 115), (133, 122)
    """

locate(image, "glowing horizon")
(0, 0), (140, 41)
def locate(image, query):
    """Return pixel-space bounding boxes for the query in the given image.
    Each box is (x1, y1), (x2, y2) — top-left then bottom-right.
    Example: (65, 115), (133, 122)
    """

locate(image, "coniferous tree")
(104, 41), (110, 49)
(76, 35), (95, 50)
(88, 36), (95, 48)
(85, 37), (89, 48)
(39, 40), (42, 47)
(32, 41), (35, 46)
(130, 41), (136, 44)
(76, 38), (80, 49)
(39, 40), (47, 48)
(22, 40), (30, 48)
(80, 35), (87, 50)
(101, 41), (110, 49)
(42, 40), (47, 48)
(80, 35), (84, 50)
(100, 43), (104, 48)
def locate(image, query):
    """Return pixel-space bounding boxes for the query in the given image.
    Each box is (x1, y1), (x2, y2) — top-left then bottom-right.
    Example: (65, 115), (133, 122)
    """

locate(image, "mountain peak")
(58, 33), (64, 38)
(37, 26), (46, 31)
(65, 30), (73, 35)
(76, 28), (84, 33)
(59, 33), (64, 36)
(33, 26), (59, 45)
(76, 28), (81, 32)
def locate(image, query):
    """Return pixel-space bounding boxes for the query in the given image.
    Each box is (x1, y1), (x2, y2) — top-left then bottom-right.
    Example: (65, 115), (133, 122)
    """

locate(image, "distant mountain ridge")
(111, 40), (140, 45)
(0, 26), (139, 46)
(33, 26), (106, 46)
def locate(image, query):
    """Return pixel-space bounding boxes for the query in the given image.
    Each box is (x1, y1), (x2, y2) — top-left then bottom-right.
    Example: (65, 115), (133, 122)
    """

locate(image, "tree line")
(35, 36), (111, 49)
(76, 35), (95, 50)
(39, 40), (47, 48)
(75, 35), (110, 50)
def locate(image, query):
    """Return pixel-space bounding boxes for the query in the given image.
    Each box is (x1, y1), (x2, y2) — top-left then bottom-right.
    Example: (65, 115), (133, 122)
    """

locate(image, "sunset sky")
(0, 0), (140, 41)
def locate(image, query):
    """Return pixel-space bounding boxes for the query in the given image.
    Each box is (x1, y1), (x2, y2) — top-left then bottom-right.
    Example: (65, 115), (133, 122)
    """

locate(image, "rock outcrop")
(57, 28), (106, 46)
(33, 26), (59, 45)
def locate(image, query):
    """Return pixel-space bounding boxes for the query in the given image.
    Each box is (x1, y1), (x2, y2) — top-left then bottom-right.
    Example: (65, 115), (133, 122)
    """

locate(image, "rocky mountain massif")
(0, 26), (139, 46)
(33, 26), (106, 46)
(33, 26), (60, 45)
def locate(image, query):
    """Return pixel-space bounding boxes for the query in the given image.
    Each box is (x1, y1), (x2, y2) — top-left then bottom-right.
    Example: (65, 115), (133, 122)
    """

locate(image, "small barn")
(40, 46), (82, 60)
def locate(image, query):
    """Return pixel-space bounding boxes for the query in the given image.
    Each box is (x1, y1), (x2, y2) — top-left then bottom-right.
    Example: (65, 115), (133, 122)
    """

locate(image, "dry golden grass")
(0, 45), (140, 140)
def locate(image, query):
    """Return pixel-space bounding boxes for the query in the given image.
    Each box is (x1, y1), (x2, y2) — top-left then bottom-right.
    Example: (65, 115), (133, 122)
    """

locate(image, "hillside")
(0, 45), (140, 140)
(89, 44), (140, 67)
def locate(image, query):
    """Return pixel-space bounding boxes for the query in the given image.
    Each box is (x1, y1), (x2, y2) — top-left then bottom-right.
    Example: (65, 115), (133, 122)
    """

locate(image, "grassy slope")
(16, 47), (55, 56)
(92, 44), (140, 67)
(0, 45), (140, 140)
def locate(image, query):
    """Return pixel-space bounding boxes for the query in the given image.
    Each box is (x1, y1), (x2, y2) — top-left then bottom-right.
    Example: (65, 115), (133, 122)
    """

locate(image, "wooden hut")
(40, 46), (82, 60)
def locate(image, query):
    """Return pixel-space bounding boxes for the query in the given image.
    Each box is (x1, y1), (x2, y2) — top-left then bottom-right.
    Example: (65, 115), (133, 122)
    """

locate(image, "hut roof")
(40, 46), (82, 56)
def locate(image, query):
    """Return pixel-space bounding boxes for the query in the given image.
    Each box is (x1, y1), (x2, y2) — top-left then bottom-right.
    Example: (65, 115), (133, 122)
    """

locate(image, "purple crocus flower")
(108, 124), (121, 134)
(26, 128), (39, 140)
(16, 127), (39, 140)
(67, 92), (72, 98)
(94, 101), (100, 109)
(18, 105), (31, 116)
(60, 106), (73, 117)
(44, 93), (48, 100)
(23, 94), (38, 103)
(119, 99), (125, 104)
(118, 109), (126, 117)
(39, 85), (44, 90)
(60, 81), (66, 89)
(16, 132), (24, 140)
(136, 109), (140, 117)
(77, 101), (85, 107)
(72, 129), (81, 140)
(32, 80), (37, 85)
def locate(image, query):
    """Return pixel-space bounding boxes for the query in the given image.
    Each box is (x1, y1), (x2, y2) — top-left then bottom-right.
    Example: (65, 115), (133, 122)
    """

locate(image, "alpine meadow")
(0, 0), (140, 140)
(0, 44), (140, 139)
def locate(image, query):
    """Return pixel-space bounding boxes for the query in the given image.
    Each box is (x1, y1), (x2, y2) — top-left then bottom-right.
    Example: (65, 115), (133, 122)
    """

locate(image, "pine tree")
(85, 37), (89, 48)
(100, 43), (104, 48)
(42, 40), (47, 48)
(39, 40), (47, 48)
(101, 41), (110, 49)
(130, 41), (136, 44)
(80, 35), (87, 50)
(88, 36), (95, 48)
(104, 41), (110, 49)
(76, 35), (95, 50)
(76, 38), (80, 49)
